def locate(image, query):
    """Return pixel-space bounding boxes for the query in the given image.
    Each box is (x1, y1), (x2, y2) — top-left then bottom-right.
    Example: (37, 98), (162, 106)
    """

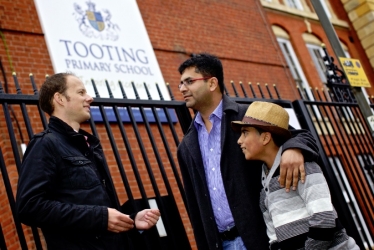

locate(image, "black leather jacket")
(16, 116), (128, 249)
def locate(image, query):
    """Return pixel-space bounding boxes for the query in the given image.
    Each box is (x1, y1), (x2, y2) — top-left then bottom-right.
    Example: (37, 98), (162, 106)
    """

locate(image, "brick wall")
(136, 0), (297, 101)
(264, 0), (374, 97)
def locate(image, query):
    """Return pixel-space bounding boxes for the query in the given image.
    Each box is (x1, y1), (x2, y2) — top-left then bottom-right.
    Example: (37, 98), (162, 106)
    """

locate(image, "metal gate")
(293, 88), (374, 250)
(0, 74), (373, 249)
(0, 74), (192, 250)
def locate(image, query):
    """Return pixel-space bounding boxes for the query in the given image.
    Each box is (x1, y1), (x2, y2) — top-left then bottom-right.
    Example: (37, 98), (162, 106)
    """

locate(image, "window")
(302, 33), (329, 84)
(306, 43), (327, 83)
(284, 0), (303, 10)
(273, 26), (313, 100)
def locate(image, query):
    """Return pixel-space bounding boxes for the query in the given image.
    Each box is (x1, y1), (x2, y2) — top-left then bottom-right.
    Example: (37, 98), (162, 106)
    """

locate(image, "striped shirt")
(260, 148), (359, 250)
(195, 100), (235, 232)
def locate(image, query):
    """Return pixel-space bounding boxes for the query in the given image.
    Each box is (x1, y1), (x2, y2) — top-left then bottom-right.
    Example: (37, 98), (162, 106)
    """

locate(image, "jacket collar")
(222, 94), (239, 114)
(220, 95), (239, 149)
(48, 116), (100, 148)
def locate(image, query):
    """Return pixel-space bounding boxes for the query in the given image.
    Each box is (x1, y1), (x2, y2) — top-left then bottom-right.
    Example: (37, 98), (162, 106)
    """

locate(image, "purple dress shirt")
(194, 100), (235, 232)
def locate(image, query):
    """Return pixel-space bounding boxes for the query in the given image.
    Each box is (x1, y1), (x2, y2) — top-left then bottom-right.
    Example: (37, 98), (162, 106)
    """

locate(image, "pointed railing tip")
(166, 82), (169, 85)
(265, 83), (268, 86)
(12, 72), (16, 76)
(257, 82), (260, 85)
(29, 73), (33, 76)
(273, 84), (276, 87)
(45, 74), (49, 78)
(321, 43), (325, 48)
(248, 82), (251, 85)
(239, 81), (243, 84)
(230, 80), (233, 83)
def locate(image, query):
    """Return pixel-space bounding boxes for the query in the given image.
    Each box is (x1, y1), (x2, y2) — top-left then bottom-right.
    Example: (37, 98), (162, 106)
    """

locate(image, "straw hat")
(231, 101), (291, 140)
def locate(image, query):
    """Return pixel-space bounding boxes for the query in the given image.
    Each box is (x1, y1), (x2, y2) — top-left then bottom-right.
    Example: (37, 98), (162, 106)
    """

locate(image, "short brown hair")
(178, 53), (224, 94)
(39, 73), (75, 115)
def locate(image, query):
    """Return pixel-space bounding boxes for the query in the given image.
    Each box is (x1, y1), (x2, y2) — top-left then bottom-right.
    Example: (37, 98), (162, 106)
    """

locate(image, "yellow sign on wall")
(338, 57), (371, 88)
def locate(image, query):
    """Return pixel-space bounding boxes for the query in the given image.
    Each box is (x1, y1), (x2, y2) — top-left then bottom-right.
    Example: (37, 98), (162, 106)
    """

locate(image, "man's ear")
(209, 77), (219, 92)
(53, 92), (64, 106)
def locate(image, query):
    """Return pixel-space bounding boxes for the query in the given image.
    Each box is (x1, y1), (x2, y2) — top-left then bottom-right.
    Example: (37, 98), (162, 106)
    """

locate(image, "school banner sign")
(34, 0), (169, 100)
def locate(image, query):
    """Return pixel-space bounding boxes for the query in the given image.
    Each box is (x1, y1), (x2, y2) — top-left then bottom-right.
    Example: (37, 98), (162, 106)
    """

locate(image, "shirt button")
(79, 161), (83, 164)
(265, 188), (268, 192)
(218, 208), (221, 211)
(262, 177), (265, 180)
(210, 148), (213, 152)
(212, 168), (215, 171)
(213, 187), (216, 190)
(216, 243), (219, 248)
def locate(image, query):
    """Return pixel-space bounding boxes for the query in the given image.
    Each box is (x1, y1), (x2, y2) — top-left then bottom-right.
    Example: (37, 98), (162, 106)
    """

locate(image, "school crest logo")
(73, 1), (120, 41)
(86, 5), (105, 32)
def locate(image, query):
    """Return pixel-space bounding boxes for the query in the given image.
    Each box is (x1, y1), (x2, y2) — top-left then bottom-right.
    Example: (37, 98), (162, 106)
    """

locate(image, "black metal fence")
(294, 86), (374, 250)
(0, 74), (193, 250)
(0, 75), (373, 249)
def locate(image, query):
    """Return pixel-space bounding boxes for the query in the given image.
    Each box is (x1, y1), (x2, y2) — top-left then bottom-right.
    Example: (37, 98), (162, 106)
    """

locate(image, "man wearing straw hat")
(232, 101), (359, 250)
(177, 53), (319, 250)
(16, 73), (160, 250)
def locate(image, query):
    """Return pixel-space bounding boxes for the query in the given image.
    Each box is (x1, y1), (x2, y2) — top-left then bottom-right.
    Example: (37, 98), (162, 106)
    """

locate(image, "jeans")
(222, 237), (247, 250)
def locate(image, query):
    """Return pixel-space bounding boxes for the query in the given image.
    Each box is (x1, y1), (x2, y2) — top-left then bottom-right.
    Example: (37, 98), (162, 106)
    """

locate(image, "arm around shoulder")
(283, 128), (319, 162)
(279, 128), (319, 190)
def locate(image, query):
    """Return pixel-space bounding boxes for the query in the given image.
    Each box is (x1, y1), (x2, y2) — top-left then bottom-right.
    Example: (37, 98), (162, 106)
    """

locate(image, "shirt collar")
(263, 146), (283, 177)
(194, 100), (223, 128)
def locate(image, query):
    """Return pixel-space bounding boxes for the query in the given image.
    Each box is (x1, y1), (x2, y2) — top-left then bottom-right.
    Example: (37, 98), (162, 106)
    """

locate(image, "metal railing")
(294, 86), (374, 249)
(0, 74), (192, 250)
(0, 74), (372, 249)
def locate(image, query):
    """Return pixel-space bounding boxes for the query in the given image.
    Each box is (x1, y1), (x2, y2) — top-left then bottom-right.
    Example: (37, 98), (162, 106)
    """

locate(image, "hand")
(278, 148), (305, 192)
(107, 208), (134, 233)
(134, 209), (161, 230)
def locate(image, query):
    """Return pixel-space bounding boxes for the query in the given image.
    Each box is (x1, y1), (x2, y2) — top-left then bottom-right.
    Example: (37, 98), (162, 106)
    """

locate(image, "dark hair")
(254, 127), (287, 147)
(178, 53), (224, 94)
(39, 73), (75, 115)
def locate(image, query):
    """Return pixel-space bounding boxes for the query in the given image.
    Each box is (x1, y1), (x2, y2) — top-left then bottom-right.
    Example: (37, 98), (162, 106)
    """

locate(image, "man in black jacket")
(177, 53), (319, 250)
(16, 73), (160, 249)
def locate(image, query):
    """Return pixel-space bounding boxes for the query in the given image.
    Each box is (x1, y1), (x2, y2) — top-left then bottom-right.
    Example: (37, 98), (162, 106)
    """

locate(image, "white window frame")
(306, 43), (327, 83)
(285, 0), (304, 10)
(277, 37), (313, 100)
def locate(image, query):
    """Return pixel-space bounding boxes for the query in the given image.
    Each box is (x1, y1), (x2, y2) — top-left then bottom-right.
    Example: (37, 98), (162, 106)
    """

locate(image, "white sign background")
(34, 0), (169, 100)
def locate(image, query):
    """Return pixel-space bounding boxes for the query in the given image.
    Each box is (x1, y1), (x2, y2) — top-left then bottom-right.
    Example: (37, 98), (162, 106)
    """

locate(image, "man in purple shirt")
(176, 53), (319, 250)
